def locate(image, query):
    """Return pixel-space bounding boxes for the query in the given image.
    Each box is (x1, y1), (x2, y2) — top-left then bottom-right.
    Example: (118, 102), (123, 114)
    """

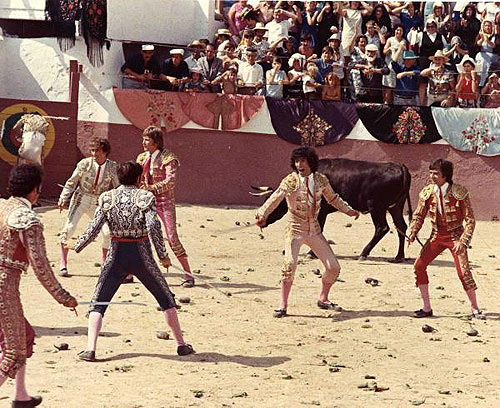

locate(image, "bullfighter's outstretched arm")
(256, 178), (290, 221)
(320, 177), (355, 215)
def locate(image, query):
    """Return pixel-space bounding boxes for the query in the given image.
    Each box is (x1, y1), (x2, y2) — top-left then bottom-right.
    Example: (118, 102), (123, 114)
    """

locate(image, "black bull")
(252, 158), (412, 262)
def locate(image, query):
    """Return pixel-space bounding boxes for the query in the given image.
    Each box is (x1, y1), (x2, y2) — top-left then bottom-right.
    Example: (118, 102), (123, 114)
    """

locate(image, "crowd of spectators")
(120, 1), (500, 108)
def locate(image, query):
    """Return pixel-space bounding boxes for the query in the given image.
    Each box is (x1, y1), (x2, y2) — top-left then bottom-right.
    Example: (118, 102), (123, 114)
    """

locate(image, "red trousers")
(414, 232), (477, 291)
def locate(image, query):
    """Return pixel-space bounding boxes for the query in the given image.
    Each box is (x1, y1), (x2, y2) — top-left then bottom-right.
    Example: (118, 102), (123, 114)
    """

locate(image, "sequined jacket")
(136, 150), (179, 210)
(59, 158), (119, 207)
(74, 186), (168, 259)
(409, 183), (475, 245)
(0, 198), (74, 305)
(257, 172), (354, 236)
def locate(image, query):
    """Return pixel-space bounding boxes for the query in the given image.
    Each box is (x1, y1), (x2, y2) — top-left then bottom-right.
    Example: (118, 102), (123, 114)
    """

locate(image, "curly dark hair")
(118, 161), (143, 186)
(89, 137), (111, 156)
(429, 159), (453, 184)
(143, 126), (164, 151)
(7, 164), (43, 197)
(290, 147), (319, 173)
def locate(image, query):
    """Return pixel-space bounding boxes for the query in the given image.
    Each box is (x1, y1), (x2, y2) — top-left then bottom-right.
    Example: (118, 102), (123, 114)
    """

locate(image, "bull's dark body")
(263, 158), (412, 261)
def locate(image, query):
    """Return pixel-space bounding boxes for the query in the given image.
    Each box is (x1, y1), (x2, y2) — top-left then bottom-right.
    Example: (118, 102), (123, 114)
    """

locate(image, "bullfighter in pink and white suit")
(136, 126), (193, 287)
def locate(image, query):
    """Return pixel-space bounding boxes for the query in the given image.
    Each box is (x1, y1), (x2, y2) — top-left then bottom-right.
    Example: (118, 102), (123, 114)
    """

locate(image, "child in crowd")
(181, 69), (207, 92)
(266, 56), (288, 98)
(321, 71), (341, 100)
(303, 62), (322, 99)
(220, 65), (238, 94)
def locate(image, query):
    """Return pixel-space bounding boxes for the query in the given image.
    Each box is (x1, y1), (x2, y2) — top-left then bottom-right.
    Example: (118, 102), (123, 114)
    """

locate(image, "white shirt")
(148, 150), (160, 176)
(300, 173), (315, 204)
(265, 19), (292, 45)
(434, 182), (449, 214)
(92, 159), (107, 186)
(237, 62), (264, 86)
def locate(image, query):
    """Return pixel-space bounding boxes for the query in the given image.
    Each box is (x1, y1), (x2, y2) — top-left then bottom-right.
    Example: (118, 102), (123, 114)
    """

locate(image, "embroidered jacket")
(59, 157), (119, 207)
(0, 198), (74, 305)
(136, 150), (179, 209)
(256, 172), (354, 236)
(74, 185), (168, 259)
(409, 183), (475, 245)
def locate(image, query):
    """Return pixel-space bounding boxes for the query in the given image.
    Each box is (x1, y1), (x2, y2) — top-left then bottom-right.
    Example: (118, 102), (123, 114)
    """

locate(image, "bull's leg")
(306, 208), (330, 259)
(388, 203), (407, 263)
(359, 209), (390, 261)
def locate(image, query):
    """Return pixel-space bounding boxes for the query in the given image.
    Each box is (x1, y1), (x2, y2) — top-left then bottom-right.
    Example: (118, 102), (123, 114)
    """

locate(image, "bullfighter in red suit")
(408, 159), (485, 319)
(0, 164), (77, 407)
(136, 126), (194, 287)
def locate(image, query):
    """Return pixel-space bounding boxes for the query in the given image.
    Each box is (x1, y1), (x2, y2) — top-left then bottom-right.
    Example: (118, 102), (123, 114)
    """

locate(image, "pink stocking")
(280, 279), (293, 310)
(466, 289), (480, 312)
(418, 284), (432, 312)
(87, 312), (103, 352)
(178, 256), (192, 281)
(164, 308), (185, 346)
(60, 244), (68, 269)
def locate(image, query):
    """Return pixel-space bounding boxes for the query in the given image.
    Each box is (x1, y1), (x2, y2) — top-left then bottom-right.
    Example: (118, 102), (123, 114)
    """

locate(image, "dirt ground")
(1, 204), (499, 408)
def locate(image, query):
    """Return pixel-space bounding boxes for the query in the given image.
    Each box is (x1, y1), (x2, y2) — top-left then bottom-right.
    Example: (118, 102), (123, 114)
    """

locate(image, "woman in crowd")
(236, 29), (255, 62)
(228, 0), (251, 37)
(427, 1), (450, 37)
(285, 52), (306, 98)
(348, 34), (368, 101)
(256, 1), (275, 24)
(383, 24), (405, 104)
(390, 1), (423, 40)
(455, 4), (480, 58)
(316, 1), (341, 55)
(481, 73), (500, 108)
(341, 1), (373, 61)
(475, 19), (499, 87)
(421, 50), (455, 107)
(455, 55), (479, 108)
(365, 3), (392, 38)
(301, 0), (320, 49)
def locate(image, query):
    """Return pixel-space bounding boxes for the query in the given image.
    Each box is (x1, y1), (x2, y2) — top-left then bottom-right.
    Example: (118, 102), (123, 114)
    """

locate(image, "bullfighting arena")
(2, 204), (500, 407)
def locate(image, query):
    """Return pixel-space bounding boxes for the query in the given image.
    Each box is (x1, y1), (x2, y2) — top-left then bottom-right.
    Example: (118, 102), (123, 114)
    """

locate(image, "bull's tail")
(403, 165), (413, 224)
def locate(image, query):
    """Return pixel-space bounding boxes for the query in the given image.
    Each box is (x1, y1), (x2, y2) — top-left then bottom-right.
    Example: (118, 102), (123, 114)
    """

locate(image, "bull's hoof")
(388, 257), (405, 264)
(306, 252), (318, 260)
(358, 255), (367, 261)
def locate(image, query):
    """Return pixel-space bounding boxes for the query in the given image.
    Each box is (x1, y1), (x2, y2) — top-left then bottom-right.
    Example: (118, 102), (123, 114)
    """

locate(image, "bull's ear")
(249, 191), (273, 197)
(250, 185), (272, 192)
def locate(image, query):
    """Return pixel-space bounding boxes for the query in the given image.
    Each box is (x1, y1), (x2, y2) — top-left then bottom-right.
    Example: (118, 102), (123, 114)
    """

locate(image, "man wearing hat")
(160, 48), (189, 91)
(391, 43), (421, 105)
(215, 28), (233, 58)
(253, 22), (270, 61)
(121, 44), (161, 89)
(327, 33), (345, 82)
(421, 50), (455, 107)
(350, 43), (389, 103)
(185, 40), (204, 70)
(237, 46), (264, 95)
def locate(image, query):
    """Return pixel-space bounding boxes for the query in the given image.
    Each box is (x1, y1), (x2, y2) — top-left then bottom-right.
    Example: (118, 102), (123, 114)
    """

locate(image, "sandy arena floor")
(1, 204), (499, 407)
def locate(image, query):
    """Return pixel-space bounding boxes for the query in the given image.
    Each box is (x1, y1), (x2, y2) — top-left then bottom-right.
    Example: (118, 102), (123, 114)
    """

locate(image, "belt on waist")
(111, 236), (148, 242)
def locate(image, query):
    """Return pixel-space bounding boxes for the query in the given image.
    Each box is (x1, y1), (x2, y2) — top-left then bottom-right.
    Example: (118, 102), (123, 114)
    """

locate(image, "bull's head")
(249, 185), (287, 227)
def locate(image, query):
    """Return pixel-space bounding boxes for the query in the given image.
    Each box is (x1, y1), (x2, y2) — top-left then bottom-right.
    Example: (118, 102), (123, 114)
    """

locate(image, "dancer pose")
(408, 159), (484, 319)
(256, 147), (360, 317)
(136, 126), (194, 287)
(0, 164), (77, 407)
(74, 162), (194, 361)
(58, 138), (119, 277)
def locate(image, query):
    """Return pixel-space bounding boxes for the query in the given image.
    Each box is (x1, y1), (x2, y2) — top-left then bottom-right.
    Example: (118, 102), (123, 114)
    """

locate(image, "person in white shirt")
(265, 8), (299, 48)
(237, 47), (264, 94)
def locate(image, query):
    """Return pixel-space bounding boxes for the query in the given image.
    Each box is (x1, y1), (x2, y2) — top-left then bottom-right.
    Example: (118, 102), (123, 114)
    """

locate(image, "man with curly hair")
(256, 147), (360, 317)
(0, 164), (77, 407)
(408, 159), (485, 319)
(58, 137), (119, 277)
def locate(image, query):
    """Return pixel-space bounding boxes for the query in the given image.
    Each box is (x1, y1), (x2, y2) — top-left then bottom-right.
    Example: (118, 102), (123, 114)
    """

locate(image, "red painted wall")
(79, 121), (500, 221)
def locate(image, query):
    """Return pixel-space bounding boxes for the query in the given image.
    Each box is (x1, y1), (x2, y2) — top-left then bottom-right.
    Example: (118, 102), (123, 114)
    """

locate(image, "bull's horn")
(250, 185), (272, 192)
(249, 191), (273, 197)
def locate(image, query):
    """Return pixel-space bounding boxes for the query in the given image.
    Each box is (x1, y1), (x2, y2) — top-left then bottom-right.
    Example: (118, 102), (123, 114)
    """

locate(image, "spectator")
(383, 24), (406, 104)
(303, 62), (322, 99)
(256, 1), (275, 24)
(327, 33), (345, 83)
(312, 45), (334, 81)
(285, 52), (306, 98)
(160, 49), (189, 91)
(481, 73), (500, 108)
(341, 2), (373, 59)
(390, 2), (424, 40)
(266, 7), (300, 50)
(365, 20), (386, 50)
(215, 28), (233, 58)
(348, 34), (368, 101)
(454, 4), (480, 58)
(253, 23), (270, 60)
(121, 44), (161, 89)
(276, 36), (296, 70)
(266, 56), (288, 98)
(445, 36), (469, 72)
(278, 1), (303, 43)
(228, 0), (251, 37)
(420, 50), (455, 107)
(236, 29), (256, 62)
(220, 65), (238, 94)
(391, 48), (421, 105)
(455, 55), (479, 108)
(237, 47), (264, 95)
(321, 71), (341, 101)
(298, 35), (315, 59)
(475, 20), (500, 87)
(240, 7), (260, 31)
(180, 68), (207, 93)
(316, 1), (341, 55)
(427, 1), (450, 36)
(220, 42), (239, 70)
(365, 4), (392, 39)
(184, 40), (204, 70)
(301, 1), (320, 49)
(196, 44), (224, 93)
(482, 1), (500, 22)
